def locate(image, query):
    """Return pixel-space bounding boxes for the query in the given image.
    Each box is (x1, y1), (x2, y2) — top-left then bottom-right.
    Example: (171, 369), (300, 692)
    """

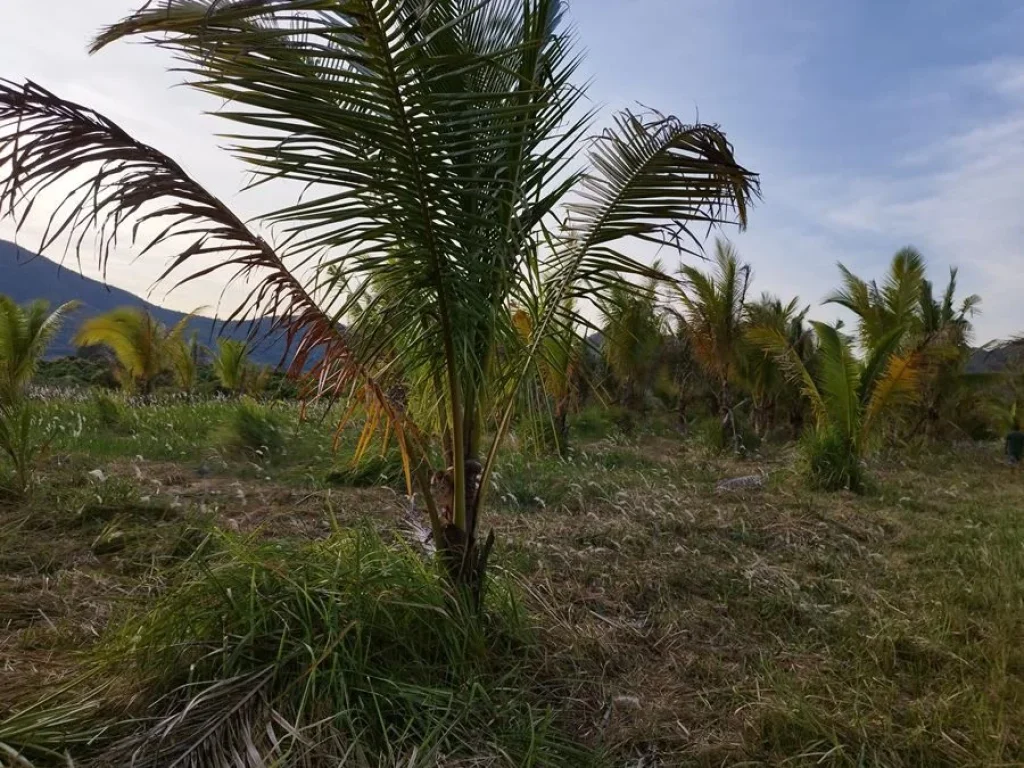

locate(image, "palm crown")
(674, 239), (751, 407)
(0, 297), (78, 405)
(74, 308), (194, 395)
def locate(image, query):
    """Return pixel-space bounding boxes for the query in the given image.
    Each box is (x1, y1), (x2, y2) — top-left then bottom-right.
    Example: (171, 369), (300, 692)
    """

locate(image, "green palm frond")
(560, 114), (757, 300)
(740, 292), (810, 419)
(213, 339), (253, 394)
(824, 263), (886, 349)
(169, 334), (202, 392)
(747, 324), (828, 428)
(881, 246), (926, 325)
(860, 350), (921, 448)
(811, 321), (861, 439)
(859, 325), (908, 406)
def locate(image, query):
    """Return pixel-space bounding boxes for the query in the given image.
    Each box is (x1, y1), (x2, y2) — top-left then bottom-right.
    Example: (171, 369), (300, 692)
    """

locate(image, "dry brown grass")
(1, 418), (1022, 766)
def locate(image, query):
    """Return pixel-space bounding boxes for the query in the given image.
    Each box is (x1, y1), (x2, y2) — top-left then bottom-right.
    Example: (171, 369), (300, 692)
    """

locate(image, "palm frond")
(882, 246), (926, 324)
(747, 324), (827, 427)
(859, 325), (908, 406)
(860, 351), (920, 448)
(0, 77), (422, 487)
(810, 321), (861, 439)
(213, 339), (252, 393)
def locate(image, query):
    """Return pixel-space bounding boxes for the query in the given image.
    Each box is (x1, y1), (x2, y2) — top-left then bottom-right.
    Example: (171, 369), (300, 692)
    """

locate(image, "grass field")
(1, 398), (1022, 766)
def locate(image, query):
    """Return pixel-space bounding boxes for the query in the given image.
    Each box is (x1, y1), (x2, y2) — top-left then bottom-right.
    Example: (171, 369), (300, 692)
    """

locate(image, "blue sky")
(2, 1), (1022, 342)
(569, 0), (1024, 343)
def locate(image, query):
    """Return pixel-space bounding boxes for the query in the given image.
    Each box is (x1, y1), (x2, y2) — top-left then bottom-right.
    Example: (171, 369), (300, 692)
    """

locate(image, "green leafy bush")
(693, 412), (760, 456)
(91, 392), (130, 433)
(571, 404), (629, 440)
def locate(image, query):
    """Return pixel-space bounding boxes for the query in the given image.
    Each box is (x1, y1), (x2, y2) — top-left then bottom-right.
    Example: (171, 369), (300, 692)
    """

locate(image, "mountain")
(0, 239), (291, 365)
(967, 340), (1024, 375)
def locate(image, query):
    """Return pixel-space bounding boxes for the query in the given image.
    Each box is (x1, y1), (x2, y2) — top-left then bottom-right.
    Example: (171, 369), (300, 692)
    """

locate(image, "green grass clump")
(88, 529), (587, 767)
(801, 429), (865, 492)
(91, 392), (131, 433)
(570, 405), (629, 440)
(215, 400), (286, 461)
(325, 452), (406, 488)
(494, 452), (575, 510)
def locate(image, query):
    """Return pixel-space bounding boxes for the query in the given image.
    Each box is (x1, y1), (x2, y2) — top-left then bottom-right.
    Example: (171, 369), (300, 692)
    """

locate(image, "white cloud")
(811, 60), (1024, 342)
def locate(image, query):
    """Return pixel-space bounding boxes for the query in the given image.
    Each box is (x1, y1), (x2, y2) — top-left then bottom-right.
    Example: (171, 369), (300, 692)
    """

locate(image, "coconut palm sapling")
(0, 296), (78, 492)
(0, 0), (758, 593)
(212, 339), (254, 395)
(750, 322), (921, 491)
(601, 277), (664, 412)
(74, 307), (195, 395)
(673, 239), (752, 447)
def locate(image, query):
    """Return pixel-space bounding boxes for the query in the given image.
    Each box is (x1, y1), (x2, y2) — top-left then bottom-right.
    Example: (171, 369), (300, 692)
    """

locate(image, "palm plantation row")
(71, 307), (267, 396)
(0, 0), (1018, 765)
(2, 240), (989, 496)
(588, 243), (986, 490)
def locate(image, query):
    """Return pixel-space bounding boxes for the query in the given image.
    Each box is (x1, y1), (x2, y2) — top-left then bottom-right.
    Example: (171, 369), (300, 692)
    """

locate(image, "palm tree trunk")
(553, 398), (570, 457)
(430, 404), (495, 607)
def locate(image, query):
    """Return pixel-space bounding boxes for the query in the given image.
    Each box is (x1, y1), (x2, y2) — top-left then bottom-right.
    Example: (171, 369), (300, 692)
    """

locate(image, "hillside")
(0, 239), (289, 365)
(967, 338), (1024, 374)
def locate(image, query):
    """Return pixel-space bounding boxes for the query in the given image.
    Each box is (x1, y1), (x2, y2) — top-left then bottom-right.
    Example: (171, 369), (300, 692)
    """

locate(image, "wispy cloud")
(810, 58), (1024, 341)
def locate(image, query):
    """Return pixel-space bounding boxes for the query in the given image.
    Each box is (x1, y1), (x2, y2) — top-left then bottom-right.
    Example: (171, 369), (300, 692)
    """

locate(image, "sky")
(1, 0), (1022, 344)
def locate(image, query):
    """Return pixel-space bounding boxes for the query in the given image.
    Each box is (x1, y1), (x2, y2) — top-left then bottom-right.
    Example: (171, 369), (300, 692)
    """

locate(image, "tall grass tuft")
(91, 391), (130, 433)
(89, 528), (588, 767)
(325, 452), (406, 488)
(215, 399), (285, 461)
(800, 428), (864, 493)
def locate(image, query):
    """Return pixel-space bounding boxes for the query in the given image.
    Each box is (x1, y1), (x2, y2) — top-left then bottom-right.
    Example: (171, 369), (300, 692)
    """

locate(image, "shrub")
(0, 405), (48, 496)
(571, 404), (629, 440)
(91, 392), (130, 432)
(215, 400), (285, 461)
(88, 529), (586, 766)
(801, 428), (865, 493)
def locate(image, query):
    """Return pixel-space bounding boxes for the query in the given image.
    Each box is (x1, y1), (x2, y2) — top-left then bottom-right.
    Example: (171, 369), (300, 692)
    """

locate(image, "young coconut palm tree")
(750, 322), (921, 491)
(912, 268), (982, 435)
(672, 239), (751, 447)
(0, 0), (757, 593)
(0, 296), (79, 492)
(212, 339), (254, 396)
(168, 332), (203, 393)
(600, 277), (665, 412)
(0, 296), (79, 404)
(827, 251), (981, 437)
(74, 307), (194, 395)
(513, 291), (583, 455)
(825, 246), (927, 352)
(742, 293), (812, 435)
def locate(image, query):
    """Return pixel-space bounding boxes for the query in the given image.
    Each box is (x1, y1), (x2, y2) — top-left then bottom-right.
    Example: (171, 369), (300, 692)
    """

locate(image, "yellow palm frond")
(860, 351), (921, 449)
